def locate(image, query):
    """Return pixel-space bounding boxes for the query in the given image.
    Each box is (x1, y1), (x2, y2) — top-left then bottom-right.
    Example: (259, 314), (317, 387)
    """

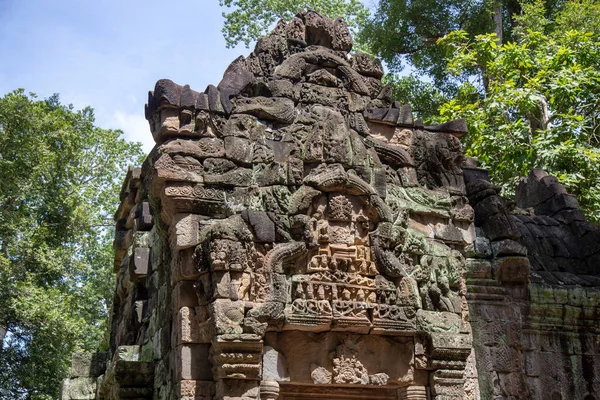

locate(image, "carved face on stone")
(152, 106), (180, 138)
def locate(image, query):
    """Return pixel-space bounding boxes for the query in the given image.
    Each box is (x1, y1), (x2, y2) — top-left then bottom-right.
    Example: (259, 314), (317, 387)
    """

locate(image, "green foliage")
(219, 0), (369, 48)
(359, 0), (566, 86)
(358, 0), (499, 85)
(383, 74), (449, 123)
(0, 90), (144, 399)
(439, 0), (600, 221)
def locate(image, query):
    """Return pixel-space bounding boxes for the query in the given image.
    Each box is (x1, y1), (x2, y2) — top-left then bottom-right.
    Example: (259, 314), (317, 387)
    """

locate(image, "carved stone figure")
(60, 9), (600, 400)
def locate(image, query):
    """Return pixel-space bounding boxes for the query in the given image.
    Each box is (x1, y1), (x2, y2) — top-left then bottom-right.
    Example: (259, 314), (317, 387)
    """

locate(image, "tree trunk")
(0, 326), (6, 350)
(527, 95), (550, 134)
(493, 1), (503, 44)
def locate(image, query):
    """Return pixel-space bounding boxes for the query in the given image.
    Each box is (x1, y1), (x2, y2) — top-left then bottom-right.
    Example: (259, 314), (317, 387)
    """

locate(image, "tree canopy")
(439, 0), (600, 221)
(0, 90), (144, 399)
(218, 0), (369, 48)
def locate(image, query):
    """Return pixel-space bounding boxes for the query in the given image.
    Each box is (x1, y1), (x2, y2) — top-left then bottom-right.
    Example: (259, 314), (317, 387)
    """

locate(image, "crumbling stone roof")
(464, 167), (600, 286)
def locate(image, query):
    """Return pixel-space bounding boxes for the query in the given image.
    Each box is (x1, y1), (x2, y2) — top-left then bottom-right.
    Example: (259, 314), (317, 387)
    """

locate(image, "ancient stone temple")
(61, 11), (600, 400)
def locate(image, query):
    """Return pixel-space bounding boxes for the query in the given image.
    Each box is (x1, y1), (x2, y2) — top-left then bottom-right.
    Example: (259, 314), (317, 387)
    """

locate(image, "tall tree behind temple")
(438, 0), (600, 222)
(218, 0), (370, 49)
(218, 0), (567, 103)
(0, 90), (144, 399)
(358, 0), (565, 85)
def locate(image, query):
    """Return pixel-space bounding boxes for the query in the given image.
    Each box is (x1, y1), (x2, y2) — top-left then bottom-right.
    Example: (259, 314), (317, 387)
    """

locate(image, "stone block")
(173, 344), (212, 381)
(114, 345), (141, 362)
(485, 346), (521, 373)
(416, 310), (461, 333)
(476, 321), (505, 346)
(497, 372), (527, 397)
(523, 351), (540, 376)
(173, 248), (202, 282)
(491, 239), (527, 257)
(553, 288), (569, 304)
(61, 377), (97, 400)
(515, 169), (566, 208)
(465, 259), (492, 279)
(128, 247), (149, 281)
(201, 270), (251, 302)
(177, 306), (213, 344)
(262, 346), (290, 382)
(173, 281), (199, 311)
(398, 167), (419, 187)
(225, 136), (254, 165)
(351, 53), (384, 79)
(113, 360), (154, 387)
(173, 213), (203, 249)
(153, 327), (170, 361)
(493, 256), (530, 283)
(424, 118), (468, 136)
(458, 222), (476, 245)
(71, 353), (107, 378)
(174, 380), (215, 399)
(529, 285), (555, 304)
(429, 333), (472, 360)
(241, 210), (275, 242)
(429, 369), (466, 397)
(212, 299), (245, 335)
(204, 167), (253, 187)
(434, 222), (464, 244)
(535, 193), (579, 216)
(253, 162), (288, 186)
(567, 287), (588, 307)
(233, 96), (295, 124)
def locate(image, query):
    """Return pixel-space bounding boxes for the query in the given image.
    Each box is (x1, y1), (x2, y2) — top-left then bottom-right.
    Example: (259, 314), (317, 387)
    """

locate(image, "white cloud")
(112, 110), (155, 154)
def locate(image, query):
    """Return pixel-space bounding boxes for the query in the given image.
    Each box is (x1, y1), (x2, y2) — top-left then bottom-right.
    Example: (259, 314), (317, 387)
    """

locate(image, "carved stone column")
(398, 386), (427, 400)
(211, 334), (263, 400)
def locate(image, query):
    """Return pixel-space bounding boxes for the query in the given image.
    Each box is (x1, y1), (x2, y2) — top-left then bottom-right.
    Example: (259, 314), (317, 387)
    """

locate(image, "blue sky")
(0, 0), (249, 153)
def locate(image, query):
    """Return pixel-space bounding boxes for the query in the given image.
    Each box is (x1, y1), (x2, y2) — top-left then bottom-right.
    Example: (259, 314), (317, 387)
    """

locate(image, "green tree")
(217, 0), (569, 118)
(0, 89), (144, 399)
(438, 0), (600, 221)
(217, 0), (450, 121)
(383, 74), (449, 121)
(218, 0), (369, 48)
(358, 0), (570, 83)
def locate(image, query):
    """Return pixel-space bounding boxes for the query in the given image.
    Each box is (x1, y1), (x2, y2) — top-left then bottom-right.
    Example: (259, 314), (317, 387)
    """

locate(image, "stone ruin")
(61, 11), (600, 400)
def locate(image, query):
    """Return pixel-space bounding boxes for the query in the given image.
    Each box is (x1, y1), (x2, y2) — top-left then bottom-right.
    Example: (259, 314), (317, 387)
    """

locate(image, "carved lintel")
(371, 305), (417, 335)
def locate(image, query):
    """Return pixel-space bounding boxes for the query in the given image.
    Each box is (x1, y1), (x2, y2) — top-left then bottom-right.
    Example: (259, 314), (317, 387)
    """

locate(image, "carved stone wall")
(463, 167), (600, 399)
(60, 10), (600, 400)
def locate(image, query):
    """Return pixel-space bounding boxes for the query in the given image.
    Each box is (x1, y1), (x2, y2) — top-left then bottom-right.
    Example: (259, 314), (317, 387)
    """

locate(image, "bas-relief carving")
(62, 8), (600, 400)
(82, 9), (477, 400)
